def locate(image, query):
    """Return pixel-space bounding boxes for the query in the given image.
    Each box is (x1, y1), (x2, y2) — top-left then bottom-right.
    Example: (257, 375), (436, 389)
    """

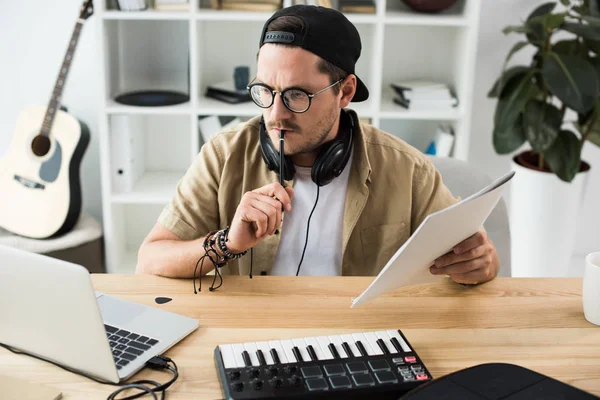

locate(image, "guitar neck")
(40, 20), (84, 137)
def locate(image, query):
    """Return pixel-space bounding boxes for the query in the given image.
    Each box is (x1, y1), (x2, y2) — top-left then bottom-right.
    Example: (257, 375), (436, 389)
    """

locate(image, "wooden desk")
(1, 275), (599, 399)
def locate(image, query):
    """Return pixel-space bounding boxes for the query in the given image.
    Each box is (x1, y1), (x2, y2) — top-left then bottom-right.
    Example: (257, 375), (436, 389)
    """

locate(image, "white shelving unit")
(97, 0), (481, 273)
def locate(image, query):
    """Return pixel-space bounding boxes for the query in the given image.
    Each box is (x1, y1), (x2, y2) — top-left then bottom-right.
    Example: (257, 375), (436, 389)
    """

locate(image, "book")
(1, 374), (62, 400)
(205, 80), (252, 104)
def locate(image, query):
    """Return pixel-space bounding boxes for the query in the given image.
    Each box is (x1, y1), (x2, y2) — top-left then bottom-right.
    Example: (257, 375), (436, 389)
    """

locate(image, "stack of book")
(205, 81), (252, 104)
(391, 81), (458, 111)
(215, 0), (282, 11)
(116, 0), (148, 11)
(338, 0), (376, 13)
(154, 0), (189, 11)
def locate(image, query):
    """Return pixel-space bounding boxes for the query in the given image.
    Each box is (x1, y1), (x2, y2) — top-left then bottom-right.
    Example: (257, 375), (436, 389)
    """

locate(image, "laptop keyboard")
(105, 324), (160, 370)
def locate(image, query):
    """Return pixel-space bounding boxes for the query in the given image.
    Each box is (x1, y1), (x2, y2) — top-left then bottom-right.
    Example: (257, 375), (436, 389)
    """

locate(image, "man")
(136, 5), (500, 285)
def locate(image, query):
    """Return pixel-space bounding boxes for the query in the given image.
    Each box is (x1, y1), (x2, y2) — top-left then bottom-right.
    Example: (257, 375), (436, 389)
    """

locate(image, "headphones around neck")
(259, 109), (355, 186)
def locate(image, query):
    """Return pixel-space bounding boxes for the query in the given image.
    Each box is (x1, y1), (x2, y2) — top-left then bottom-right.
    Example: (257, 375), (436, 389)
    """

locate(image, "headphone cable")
(296, 186), (320, 276)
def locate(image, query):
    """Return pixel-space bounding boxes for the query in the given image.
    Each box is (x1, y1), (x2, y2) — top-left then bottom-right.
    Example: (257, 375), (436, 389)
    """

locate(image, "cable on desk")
(0, 342), (178, 400)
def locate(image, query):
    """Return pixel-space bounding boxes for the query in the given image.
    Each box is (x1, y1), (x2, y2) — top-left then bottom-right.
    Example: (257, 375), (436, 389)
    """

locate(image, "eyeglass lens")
(249, 85), (310, 112)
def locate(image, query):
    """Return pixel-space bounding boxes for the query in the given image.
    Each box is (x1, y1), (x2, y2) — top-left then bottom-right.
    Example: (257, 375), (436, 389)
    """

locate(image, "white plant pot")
(510, 153), (590, 277)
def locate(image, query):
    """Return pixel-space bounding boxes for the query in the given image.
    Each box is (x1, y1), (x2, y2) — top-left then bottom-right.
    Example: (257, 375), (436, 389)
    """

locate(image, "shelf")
(379, 88), (462, 120)
(384, 11), (468, 26)
(195, 9), (377, 23)
(102, 10), (191, 20)
(196, 9), (276, 21)
(106, 99), (192, 115)
(111, 172), (183, 204)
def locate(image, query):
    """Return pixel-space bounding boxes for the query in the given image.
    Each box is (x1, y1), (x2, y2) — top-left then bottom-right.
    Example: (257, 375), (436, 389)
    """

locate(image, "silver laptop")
(0, 244), (199, 383)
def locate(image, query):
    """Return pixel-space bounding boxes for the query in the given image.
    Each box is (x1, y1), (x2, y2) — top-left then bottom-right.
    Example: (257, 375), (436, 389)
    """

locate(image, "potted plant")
(488, 0), (600, 277)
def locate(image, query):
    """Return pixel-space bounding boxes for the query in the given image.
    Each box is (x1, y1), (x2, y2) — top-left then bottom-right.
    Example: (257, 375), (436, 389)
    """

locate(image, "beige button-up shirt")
(158, 109), (459, 276)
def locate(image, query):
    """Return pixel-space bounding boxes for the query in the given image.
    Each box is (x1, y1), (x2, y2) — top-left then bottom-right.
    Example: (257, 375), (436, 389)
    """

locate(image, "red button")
(416, 374), (429, 381)
(404, 356), (416, 363)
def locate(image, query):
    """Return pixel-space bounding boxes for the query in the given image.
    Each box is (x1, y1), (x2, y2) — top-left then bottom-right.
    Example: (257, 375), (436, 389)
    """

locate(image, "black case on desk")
(399, 362), (599, 400)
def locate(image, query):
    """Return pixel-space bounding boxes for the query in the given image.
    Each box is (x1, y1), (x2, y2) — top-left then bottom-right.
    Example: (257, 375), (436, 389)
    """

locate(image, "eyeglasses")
(247, 77), (345, 113)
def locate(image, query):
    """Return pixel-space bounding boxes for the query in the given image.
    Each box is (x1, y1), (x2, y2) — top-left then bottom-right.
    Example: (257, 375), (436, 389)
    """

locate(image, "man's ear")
(339, 75), (357, 108)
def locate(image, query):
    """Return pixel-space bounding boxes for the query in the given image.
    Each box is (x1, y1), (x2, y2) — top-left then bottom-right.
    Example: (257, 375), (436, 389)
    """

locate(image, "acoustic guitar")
(0, 0), (94, 239)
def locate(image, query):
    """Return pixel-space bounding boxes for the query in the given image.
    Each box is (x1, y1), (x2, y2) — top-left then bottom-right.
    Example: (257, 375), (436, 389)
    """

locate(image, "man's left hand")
(429, 230), (500, 285)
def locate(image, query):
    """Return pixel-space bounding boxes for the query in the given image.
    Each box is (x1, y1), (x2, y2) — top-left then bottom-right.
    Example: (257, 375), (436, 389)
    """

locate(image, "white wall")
(1, 0), (598, 274)
(469, 0), (600, 276)
(0, 0), (102, 223)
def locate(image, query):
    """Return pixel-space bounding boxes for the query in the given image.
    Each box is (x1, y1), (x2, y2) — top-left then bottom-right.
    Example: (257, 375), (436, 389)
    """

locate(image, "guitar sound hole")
(31, 135), (51, 157)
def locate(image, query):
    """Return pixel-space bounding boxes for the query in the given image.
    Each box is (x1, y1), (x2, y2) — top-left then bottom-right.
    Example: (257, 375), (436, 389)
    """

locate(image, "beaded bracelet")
(215, 226), (248, 260)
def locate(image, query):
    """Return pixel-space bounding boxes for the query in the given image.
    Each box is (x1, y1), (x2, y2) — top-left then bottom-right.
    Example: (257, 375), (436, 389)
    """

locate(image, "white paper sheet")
(350, 171), (515, 308)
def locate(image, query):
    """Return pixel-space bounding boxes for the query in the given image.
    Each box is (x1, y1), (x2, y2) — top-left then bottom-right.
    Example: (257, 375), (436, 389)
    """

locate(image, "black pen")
(279, 129), (285, 187)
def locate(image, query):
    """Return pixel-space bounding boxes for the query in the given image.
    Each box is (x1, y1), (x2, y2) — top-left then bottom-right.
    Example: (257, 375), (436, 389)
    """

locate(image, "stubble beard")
(287, 104), (339, 156)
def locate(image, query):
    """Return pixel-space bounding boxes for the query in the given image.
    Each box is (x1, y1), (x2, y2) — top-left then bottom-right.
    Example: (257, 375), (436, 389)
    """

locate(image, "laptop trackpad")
(97, 295), (147, 327)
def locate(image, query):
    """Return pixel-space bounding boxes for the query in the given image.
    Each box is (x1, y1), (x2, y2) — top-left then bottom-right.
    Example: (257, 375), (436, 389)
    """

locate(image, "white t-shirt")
(270, 153), (353, 276)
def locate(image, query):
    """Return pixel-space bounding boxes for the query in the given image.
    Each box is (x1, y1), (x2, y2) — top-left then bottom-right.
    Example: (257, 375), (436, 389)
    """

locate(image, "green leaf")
(493, 114), (527, 154)
(525, 3), (558, 45)
(488, 66), (530, 98)
(542, 52), (598, 113)
(503, 25), (531, 35)
(585, 38), (600, 54)
(528, 2), (557, 20)
(505, 41), (529, 64)
(546, 12), (568, 30)
(581, 100), (600, 147)
(552, 39), (580, 54)
(562, 22), (600, 40)
(589, 129), (600, 146)
(560, 0), (570, 5)
(582, 15), (600, 26)
(522, 100), (562, 152)
(591, 0), (600, 17)
(545, 129), (582, 182)
(526, 19), (547, 45)
(493, 71), (538, 145)
(588, 57), (600, 91)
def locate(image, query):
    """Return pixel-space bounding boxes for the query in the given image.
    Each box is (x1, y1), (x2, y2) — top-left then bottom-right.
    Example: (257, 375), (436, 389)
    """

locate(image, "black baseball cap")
(258, 5), (369, 102)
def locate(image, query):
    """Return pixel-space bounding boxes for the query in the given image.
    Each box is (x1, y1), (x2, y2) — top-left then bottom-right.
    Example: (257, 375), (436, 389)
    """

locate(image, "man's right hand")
(226, 183), (294, 253)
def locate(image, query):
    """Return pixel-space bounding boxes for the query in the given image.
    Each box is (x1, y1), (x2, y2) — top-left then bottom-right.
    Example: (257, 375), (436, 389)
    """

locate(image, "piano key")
(340, 334), (361, 358)
(352, 333), (375, 356)
(316, 336), (335, 360)
(219, 344), (237, 369)
(292, 338), (311, 363)
(292, 346), (304, 362)
(256, 341), (274, 365)
(342, 342), (354, 357)
(363, 332), (384, 355)
(328, 343), (341, 359)
(231, 343), (247, 368)
(356, 341), (368, 356)
(242, 350), (252, 367)
(268, 340), (288, 364)
(280, 339), (297, 363)
(376, 338), (391, 355)
(307, 345), (318, 361)
(328, 335), (348, 358)
(243, 342), (261, 367)
(270, 348), (281, 364)
(386, 330), (411, 352)
(376, 331), (397, 354)
(305, 337), (328, 360)
(389, 337), (403, 353)
(256, 349), (267, 366)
